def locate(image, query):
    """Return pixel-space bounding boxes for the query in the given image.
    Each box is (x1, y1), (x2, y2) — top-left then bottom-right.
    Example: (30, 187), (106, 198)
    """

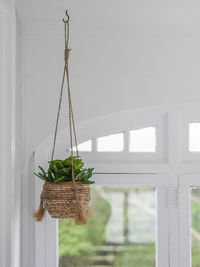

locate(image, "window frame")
(34, 105), (200, 267)
(35, 173), (169, 267)
(178, 174), (200, 267)
(129, 126), (157, 153)
(179, 108), (200, 162)
(96, 132), (125, 152)
(76, 119), (166, 162)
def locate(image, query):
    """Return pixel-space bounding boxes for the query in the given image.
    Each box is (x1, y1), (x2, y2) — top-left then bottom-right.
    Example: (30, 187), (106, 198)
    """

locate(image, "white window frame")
(179, 108), (200, 162)
(35, 173), (169, 267)
(179, 174), (200, 267)
(33, 104), (200, 267)
(93, 174), (169, 267)
(76, 117), (165, 162)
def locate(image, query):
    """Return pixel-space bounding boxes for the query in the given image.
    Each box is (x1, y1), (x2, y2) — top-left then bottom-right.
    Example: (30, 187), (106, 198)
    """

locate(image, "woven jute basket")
(33, 181), (92, 225)
(42, 181), (91, 219)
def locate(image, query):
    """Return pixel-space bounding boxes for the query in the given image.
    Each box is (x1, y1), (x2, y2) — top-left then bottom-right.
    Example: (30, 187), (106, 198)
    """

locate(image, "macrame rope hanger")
(51, 10), (81, 217)
(51, 10), (79, 161)
(33, 11), (91, 224)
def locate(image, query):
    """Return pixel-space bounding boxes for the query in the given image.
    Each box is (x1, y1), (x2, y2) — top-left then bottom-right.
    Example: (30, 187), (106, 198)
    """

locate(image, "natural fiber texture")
(34, 181), (91, 225)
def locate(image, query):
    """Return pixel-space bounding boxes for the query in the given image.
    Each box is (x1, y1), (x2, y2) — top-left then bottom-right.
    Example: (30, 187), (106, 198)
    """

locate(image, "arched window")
(76, 127), (156, 153)
(34, 105), (200, 267)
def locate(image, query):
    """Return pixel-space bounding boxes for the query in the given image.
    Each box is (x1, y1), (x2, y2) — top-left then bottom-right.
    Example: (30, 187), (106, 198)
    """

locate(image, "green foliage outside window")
(59, 187), (200, 267)
(59, 189), (111, 267)
(59, 188), (155, 267)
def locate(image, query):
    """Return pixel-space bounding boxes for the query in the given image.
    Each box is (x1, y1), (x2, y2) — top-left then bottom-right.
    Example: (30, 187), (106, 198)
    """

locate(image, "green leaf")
(34, 157), (94, 184)
(60, 167), (71, 175)
(63, 156), (84, 170)
(47, 169), (54, 182)
(38, 166), (47, 176)
(49, 162), (59, 174)
(53, 163), (59, 173)
(54, 176), (66, 184)
(48, 159), (63, 164)
(34, 172), (46, 181)
(76, 167), (95, 184)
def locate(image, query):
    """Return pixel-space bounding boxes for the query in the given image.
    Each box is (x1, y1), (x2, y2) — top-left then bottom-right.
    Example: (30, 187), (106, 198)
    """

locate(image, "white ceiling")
(16, 0), (200, 36)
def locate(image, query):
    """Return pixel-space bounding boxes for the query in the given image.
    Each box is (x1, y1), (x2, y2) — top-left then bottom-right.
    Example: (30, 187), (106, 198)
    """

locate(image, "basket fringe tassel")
(75, 202), (93, 225)
(33, 197), (46, 222)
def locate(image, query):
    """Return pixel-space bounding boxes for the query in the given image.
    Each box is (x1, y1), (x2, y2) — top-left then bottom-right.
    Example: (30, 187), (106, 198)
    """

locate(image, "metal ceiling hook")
(63, 10), (70, 23)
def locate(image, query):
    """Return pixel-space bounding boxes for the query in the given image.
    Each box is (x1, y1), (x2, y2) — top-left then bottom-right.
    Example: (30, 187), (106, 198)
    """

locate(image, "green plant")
(34, 156), (94, 185)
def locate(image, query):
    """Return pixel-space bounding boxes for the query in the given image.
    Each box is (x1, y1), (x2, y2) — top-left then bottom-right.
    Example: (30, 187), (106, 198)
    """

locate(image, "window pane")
(73, 140), (92, 152)
(59, 186), (156, 267)
(191, 187), (200, 267)
(129, 127), (156, 152)
(189, 123), (200, 152)
(97, 133), (124, 152)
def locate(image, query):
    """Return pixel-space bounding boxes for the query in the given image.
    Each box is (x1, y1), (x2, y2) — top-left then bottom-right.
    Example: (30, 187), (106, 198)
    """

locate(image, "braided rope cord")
(51, 13), (79, 161)
(51, 11), (80, 208)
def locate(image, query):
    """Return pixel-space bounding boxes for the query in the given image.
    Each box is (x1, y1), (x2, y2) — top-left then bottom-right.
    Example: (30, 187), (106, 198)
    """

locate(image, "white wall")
(13, 13), (23, 267)
(17, 0), (200, 155)
(0, 3), (23, 267)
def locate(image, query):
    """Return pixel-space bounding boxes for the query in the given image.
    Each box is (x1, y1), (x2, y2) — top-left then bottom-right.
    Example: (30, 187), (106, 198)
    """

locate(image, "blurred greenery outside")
(59, 187), (200, 267)
(191, 188), (200, 267)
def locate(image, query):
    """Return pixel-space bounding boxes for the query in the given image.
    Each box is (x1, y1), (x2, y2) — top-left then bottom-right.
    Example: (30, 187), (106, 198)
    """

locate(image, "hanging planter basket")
(33, 11), (94, 225)
(42, 181), (91, 219)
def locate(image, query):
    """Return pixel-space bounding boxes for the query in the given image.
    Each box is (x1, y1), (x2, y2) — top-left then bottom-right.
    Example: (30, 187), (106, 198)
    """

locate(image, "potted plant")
(33, 156), (94, 225)
(34, 11), (94, 225)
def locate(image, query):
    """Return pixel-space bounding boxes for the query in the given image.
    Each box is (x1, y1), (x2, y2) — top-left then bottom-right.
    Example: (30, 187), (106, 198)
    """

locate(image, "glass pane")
(59, 186), (156, 267)
(73, 140), (92, 152)
(97, 133), (124, 152)
(129, 127), (156, 152)
(191, 187), (200, 267)
(189, 123), (200, 152)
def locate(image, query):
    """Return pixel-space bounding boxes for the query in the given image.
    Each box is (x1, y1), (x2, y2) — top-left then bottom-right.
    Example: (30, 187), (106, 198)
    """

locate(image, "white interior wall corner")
(21, 153), (36, 267)
(14, 11), (23, 267)
(15, 9), (36, 267)
(0, 4), (24, 267)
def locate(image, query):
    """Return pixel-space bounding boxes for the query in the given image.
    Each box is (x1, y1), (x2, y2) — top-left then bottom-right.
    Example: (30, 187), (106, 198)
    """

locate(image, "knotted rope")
(34, 11), (89, 225)
(51, 11), (79, 161)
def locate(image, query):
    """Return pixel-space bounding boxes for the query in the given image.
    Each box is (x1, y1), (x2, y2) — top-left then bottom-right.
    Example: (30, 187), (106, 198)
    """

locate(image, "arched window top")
(97, 132), (124, 152)
(189, 123), (200, 152)
(75, 126), (157, 153)
(35, 105), (200, 167)
(73, 140), (92, 152)
(129, 127), (156, 152)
